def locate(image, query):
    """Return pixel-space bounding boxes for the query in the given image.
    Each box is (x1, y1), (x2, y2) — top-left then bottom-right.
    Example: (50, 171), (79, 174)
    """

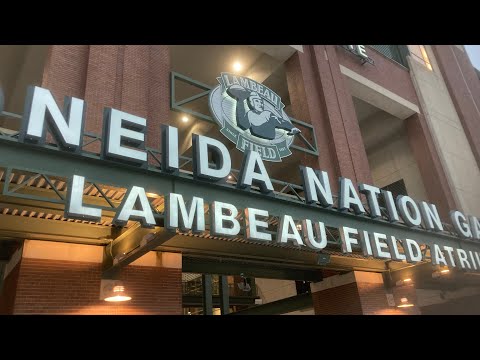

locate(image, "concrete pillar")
(405, 112), (458, 220)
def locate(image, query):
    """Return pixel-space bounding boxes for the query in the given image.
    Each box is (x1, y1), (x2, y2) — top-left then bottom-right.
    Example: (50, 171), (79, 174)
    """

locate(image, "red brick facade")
(337, 46), (419, 106)
(312, 279), (419, 315)
(41, 45), (170, 152)
(312, 282), (363, 315)
(285, 46), (373, 189)
(13, 258), (182, 315)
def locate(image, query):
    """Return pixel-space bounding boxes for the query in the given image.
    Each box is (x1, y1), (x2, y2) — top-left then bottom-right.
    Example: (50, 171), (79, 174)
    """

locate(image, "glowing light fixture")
(432, 267), (451, 278)
(182, 116), (189, 123)
(397, 297), (414, 308)
(228, 175), (233, 180)
(233, 61), (242, 72)
(396, 278), (413, 286)
(100, 279), (132, 302)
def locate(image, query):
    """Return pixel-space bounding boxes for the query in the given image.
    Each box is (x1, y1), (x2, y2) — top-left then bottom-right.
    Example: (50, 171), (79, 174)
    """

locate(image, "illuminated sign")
(341, 45), (374, 65)
(209, 73), (300, 162)
(11, 85), (480, 271)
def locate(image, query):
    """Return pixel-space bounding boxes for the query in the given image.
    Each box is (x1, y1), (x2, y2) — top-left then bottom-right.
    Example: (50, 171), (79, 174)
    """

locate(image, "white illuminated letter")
(404, 239), (422, 263)
(301, 219), (327, 250)
(431, 244), (448, 266)
(161, 125), (179, 173)
(359, 230), (373, 256)
(340, 226), (359, 253)
(387, 236), (406, 261)
(450, 210), (472, 238)
(356, 45), (368, 58)
(113, 186), (156, 228)
(456, 249), (471, 270)
(339, 178), (365, 215)
(20, 86), (85, 150)
(468, 216), (480, 240)
(237, 151), (274, 194)
(244, 208), (271, 242)
(277, 215), (304, 246)
(65, 175), (102, 222)
(443, 246), (457, 267)
(103, 108), (147, 164)
(396, 196), (422, 227)
(419, 201), (443, 231)
(193, 134), (231, 181)
(358, 183), (382, 218)
(300, 167), (333, 207)
(210, 201), (240, 237)
(370, 232), (391, 259)
(382, 190), (399, 222)
(165, 193), (205, 233)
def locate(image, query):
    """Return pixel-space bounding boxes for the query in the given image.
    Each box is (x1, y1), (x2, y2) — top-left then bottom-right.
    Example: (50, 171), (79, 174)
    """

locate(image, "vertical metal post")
(202, 274), (213, 315)
(249, 277), (256, 297)
(219, 275), (229, 315)
(0, 263), (6, 294)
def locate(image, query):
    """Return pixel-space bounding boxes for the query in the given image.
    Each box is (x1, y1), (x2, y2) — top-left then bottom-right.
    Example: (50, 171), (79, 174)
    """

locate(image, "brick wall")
(336, 45), (419, 106)
(42, 45), (170, 153)
(284, 46), (373, 189)
(0, 261), (21, 314)
(312, 272), (420, 315)
(357, 282), (419, 315)
(312, 282), (363, 315)
(13, 258), (181, 315)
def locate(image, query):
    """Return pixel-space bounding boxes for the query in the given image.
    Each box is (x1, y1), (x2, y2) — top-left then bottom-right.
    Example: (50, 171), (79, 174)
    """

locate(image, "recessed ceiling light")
(233, 61), (242, 72)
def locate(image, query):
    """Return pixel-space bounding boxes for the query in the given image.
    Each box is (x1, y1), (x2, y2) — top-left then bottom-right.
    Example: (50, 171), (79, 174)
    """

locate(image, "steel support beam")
(183, 256), (324, 281)
(219, 275), (229, 315)
(102, 225), (175, 278)
(0, 213), (113, 243)
(230, 293), (313, 315)
(202, 274), (213, 315)
(160, 235), (389, 273)
(0, 138), (476, 255)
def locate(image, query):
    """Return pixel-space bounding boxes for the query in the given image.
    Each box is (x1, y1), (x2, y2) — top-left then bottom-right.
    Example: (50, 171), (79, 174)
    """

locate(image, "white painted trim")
(289, 45), (304, 53)
(340, 65), (420, 119)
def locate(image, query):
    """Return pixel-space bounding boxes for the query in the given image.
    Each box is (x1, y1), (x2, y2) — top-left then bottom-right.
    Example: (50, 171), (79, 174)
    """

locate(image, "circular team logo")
(209, 72), (300, 162)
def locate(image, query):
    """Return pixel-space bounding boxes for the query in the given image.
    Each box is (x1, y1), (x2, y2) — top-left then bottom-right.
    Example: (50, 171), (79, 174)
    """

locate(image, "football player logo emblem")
(209, 73), (300, 162)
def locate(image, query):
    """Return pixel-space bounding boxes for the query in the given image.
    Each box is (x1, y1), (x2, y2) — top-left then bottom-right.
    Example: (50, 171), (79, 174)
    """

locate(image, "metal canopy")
(1, 113), (480, 276)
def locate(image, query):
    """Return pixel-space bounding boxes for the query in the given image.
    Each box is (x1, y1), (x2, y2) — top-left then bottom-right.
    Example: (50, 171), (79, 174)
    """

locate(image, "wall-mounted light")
(395, 278), (413, 286)
(397, 297), (414, 308)
(182, 116), (189, 123)
(100, 279), (132, 302)
(432, 267), (450, 278)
